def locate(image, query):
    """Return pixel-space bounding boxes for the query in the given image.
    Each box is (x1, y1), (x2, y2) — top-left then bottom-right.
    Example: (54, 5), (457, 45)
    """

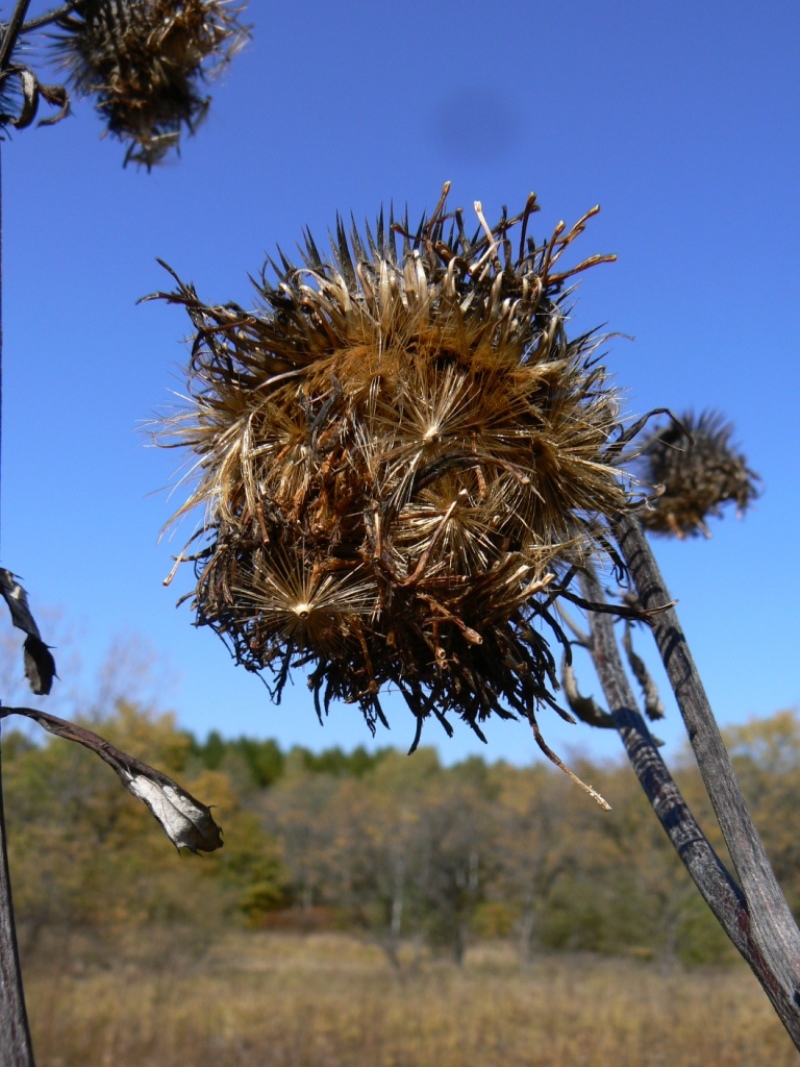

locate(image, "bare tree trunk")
(517, 894), (537, 971)
(389, 857), (405, 946)
(380, 858), (405, 972)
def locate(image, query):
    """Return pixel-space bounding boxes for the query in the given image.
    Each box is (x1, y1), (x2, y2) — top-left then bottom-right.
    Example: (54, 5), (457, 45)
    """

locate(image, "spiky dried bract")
(0, 69), (20, 130)
(55, 0), (249, 166)
(156, 187), (633, 745)
(638, 411), (760, 538)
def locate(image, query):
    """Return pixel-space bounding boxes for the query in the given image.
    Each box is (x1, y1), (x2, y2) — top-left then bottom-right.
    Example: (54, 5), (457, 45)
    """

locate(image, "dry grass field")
(24, 931), (798, 1066)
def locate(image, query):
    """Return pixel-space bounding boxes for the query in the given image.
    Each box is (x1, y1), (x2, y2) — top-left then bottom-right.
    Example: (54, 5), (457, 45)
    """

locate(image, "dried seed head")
(54, 0), (250, 167)
(637, 411), (760, 538)
(154, 186), (635, 746)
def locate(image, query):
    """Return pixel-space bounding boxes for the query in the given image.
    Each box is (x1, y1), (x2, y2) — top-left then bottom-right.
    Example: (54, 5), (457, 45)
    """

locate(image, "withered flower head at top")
(154, 185), (635, 749)
(638, 410), (760, 539)
(54, 0), (250, 167)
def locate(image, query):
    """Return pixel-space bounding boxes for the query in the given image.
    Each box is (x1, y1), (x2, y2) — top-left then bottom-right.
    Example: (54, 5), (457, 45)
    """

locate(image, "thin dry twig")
(529, 713), (611, 810)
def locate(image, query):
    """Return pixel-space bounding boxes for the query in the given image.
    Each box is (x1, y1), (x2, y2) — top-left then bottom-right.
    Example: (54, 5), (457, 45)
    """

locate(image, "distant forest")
(4, 701), (799, 970)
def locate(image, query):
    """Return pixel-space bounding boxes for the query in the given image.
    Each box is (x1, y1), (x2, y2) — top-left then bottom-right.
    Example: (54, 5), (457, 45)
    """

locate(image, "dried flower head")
(154, 185), (635, 748)
(638, 410), (760, 538)
(55, 0), (250, 167)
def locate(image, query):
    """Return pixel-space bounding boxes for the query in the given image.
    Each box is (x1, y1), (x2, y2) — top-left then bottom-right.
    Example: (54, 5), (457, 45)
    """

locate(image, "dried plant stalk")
(0, 727), (35, 1067)
(153, 185), (640, 748)
(602, 517), (800, 1048)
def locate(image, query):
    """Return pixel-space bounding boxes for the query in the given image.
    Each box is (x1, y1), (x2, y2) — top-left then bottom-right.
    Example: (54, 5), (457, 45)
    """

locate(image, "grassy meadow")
(23, 931), (798, 1066)
(9, 706), (800, 1064)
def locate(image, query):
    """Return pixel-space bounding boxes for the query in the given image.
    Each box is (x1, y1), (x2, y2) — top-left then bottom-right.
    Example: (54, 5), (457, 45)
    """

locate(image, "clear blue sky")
(1, 0), (798, 768)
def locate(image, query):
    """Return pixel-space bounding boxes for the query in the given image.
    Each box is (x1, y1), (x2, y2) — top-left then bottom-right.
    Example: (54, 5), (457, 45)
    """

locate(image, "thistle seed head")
(638, 411), (760, 538)
(155, 185), (635, 746)
(54, 0), (250, 167)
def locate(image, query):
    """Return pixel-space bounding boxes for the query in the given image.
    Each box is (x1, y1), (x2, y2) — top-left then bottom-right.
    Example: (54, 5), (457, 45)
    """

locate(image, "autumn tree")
(3, 702), (282, 960)
(487, 763), (583, 966)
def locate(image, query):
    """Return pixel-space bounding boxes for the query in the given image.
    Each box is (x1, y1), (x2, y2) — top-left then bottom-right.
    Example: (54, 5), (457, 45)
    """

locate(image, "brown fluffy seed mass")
(638, 411), (760, 538)
(154, 186), (635, 747)
(55, 0), (249, 167)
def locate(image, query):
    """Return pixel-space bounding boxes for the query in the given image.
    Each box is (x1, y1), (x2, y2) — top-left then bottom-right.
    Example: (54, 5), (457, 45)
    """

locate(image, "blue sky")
(1, 0), (798, 768)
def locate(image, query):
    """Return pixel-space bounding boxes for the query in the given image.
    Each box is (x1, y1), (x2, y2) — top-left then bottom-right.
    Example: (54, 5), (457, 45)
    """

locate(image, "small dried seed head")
(155, 186), (635, 746)
(54, 0), (250, 167)
(637, 411), (760, 538)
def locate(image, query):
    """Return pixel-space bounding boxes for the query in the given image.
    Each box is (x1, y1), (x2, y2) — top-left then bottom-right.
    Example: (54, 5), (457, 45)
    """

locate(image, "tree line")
(3, 701), (798, 971)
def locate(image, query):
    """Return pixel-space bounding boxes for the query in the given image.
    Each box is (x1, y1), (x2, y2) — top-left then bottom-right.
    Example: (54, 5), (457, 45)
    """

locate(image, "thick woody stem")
(581, 572), (748, 939)
(0, 18), (36, 1050)
(0, 0), (34, 73)
(0, 722), (36, 1067)
(608, 514), (800, 1040)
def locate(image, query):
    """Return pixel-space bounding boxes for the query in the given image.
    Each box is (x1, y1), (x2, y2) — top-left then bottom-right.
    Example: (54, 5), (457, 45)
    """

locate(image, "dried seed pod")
(638, 411), (760, 539)
(54, 0), (250, 167)
(154, 186), (636, 746)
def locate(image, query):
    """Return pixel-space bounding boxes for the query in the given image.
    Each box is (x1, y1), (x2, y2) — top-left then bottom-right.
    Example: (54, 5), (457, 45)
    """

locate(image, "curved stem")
(21, 1), (82, 34)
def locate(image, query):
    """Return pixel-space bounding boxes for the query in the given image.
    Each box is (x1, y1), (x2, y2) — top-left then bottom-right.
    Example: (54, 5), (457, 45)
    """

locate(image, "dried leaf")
(37, 82), (70, 127)
(11, 66), (39, 128)
(0, 569), (41, 637)
(561, 656), (614, 729)
(0, 65), (70, 130)
(0, 568), (58, 695)
(23, 635), (57, 696)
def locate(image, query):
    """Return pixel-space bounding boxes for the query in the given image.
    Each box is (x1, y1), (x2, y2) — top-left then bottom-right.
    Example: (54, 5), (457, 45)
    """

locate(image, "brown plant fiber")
(638, 411), (760, 539)
(55, 0), (249, 166)
(154, 185), (635, 748)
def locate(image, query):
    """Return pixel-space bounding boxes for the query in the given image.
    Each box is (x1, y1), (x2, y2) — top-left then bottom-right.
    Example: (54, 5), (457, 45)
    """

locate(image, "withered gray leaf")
(124, 773), (224, 853)
(0, 705), (223, 853)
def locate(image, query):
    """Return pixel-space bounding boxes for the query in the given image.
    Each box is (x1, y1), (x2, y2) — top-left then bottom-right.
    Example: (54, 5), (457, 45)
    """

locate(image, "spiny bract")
(55, 0), (250, 167)
(155, 185), (636, 750)
(638, 411), (760, 539)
